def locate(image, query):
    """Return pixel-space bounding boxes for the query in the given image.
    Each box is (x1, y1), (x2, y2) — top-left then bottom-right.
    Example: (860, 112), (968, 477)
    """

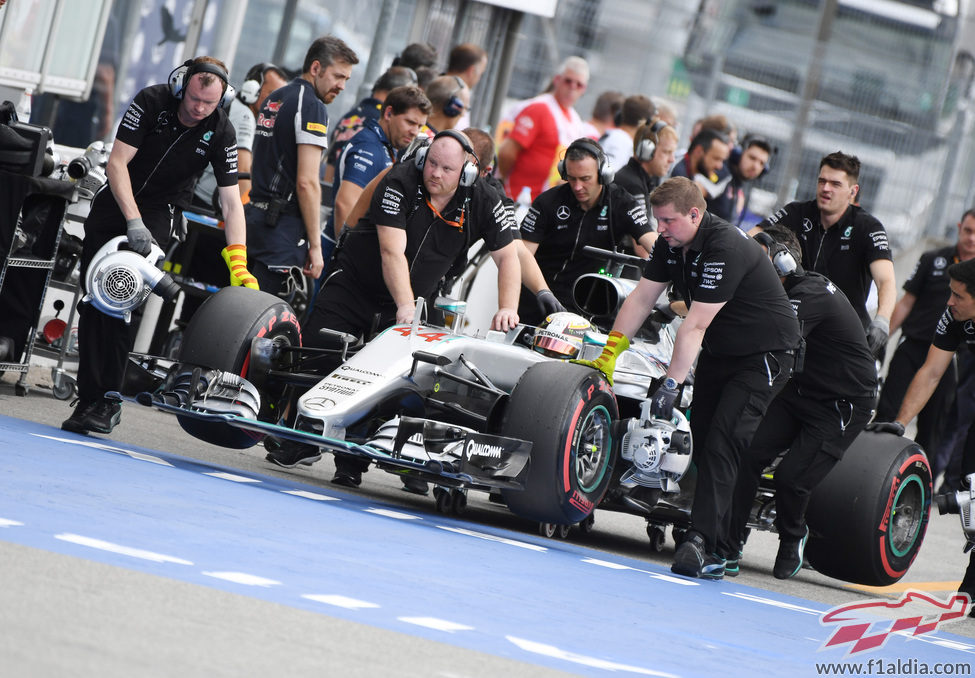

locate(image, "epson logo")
(466, 441), (502, 459)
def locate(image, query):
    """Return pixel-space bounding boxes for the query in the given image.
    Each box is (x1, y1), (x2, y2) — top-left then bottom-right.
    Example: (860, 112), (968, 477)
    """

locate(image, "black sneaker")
(265, 437), (322, 469)
(84, 398), (122, 434)
(61, 399), (96, 434)
(773, 527), (809, 580)
(331, 456), (364, 487)
(725, 551), (742, 578)
(401, 475), (429, 495)
(671, 533), (726, 580)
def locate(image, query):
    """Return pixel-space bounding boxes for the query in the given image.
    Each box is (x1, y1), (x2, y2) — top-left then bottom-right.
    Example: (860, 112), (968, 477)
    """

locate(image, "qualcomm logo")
(466, 441), (502, 459)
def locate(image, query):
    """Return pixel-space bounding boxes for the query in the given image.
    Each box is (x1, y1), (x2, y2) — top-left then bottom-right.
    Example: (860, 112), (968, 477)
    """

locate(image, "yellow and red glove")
(571, 330), (629, 385)
(221, 244), (259, 290)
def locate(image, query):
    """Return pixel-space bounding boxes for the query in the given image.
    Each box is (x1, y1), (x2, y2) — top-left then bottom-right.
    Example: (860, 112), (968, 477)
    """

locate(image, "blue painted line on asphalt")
(0, 413), (972, 677)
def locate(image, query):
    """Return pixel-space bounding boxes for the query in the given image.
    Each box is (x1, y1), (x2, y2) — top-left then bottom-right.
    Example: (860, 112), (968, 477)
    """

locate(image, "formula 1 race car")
(124, 249), (931, 587)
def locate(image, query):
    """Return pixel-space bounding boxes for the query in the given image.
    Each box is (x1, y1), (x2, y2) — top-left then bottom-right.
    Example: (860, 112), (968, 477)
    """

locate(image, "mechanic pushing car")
(62, 56), (256, 436)
(518, 137), (657, 326)
(576, 176), (800, 580)
(724, 225), (878, 580)
(869, 258), (975, 609)
(280, 129), (522, 483)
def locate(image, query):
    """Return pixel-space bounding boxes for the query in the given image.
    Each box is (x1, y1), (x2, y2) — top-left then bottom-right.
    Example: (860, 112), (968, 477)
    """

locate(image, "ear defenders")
(558, 138), (615, 185)
(635, 120), (668, 163)
(169, 59), (235, 109)
(753, 231), (798, 277)
(414, 129), (479, 187)
(238, 62), (276, 105)
(443, 75), (467, 118)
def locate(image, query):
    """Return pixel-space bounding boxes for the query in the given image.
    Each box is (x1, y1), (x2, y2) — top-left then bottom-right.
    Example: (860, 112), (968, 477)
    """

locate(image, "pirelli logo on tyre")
(381, 186), (404, 215)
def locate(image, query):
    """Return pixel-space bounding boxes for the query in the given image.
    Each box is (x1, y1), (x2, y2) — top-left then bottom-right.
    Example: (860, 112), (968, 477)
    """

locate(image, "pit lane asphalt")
(1, 372), (973, 678)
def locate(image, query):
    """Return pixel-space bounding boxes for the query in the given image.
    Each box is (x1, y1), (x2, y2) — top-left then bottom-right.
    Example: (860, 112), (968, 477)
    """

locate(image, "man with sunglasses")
(497, 57), (591, 202)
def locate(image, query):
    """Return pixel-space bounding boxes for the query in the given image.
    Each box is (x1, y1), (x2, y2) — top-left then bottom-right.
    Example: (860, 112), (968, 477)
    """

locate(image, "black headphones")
(635, 120), (668, 162)
(558, 137), (615, 185)
(753, 231), (798, 277)
(413, 129), (479, 187)
(169, 59), (235, 109)
(443, 75), (467, 118)
(238, 62), (278, 105)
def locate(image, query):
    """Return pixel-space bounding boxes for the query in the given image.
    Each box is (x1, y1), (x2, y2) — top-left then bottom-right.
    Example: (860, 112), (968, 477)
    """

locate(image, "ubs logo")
(556, 205), (571, 220)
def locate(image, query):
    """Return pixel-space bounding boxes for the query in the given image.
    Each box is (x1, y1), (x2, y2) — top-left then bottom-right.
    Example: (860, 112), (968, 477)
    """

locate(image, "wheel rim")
(575, 404), (612, 493)
(888, 474), (925, 557)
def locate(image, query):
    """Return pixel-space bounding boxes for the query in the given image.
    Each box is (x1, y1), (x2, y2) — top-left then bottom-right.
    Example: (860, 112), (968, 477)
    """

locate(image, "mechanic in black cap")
(868, 258), (975, 609)
(61, 56), (255, 437)
(577, 176), (800, 580)
(876, 210), (975, 457)
(518, 137), (657, 327)
(274, 129), (521, 484)
(724, 225), (877, 580)
(751, 151), (896, 359)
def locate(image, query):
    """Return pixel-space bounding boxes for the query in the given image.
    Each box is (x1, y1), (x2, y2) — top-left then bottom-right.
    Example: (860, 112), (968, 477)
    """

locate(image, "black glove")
(649, 378), (679, 420)
(865, 421), (905, 437)
(865, 317), (890, 357)
(125, 217), (154, 256)
(536, 289), (565, 318)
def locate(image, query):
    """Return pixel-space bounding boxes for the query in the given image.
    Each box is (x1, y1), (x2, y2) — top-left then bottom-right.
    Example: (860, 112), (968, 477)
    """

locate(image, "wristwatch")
(663, 377), (678, 390)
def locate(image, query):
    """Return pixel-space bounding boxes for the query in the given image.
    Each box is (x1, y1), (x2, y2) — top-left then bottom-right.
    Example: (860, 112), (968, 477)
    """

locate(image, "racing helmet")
(532, 312), (592, 359)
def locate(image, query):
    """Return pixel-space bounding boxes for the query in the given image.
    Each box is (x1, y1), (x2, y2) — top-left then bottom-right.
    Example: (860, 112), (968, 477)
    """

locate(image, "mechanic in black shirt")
(876, 210), (975, 455)
(518, 137), (656, 326)
(753, 152), (896, 358)
(613, 120), (679, 215)
(61, 57), (254, 437)
(292, 130), (521, 482)
(869, 258), (975, 607)
(578, 177), (800, 579)
(725, 225), (877, 580)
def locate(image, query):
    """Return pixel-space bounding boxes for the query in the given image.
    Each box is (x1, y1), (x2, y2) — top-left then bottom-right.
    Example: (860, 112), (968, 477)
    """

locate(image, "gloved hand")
(865, 421), (905, 437)
(650, 377), (680, 420)
(570, 330), (629, 385)
(221, 244), (260, 290)
(866, 316), (890, 357)
(536, 289), (565, 318)
(125, 217), (153, 256)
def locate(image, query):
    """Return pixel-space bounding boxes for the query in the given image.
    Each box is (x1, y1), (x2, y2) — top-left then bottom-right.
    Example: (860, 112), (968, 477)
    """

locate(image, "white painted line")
(34, 434), (173, 466)
(365, 508), (420, 520)
(302, 594), (380, 609)
(282, 490), (339, 501)
(0, 518), (24, 527)
(436, 525), (548, 551)
(55, 534), (193, 565)
(722, 591), (823, 615)
(398, 617), (474, 632)
(204, 472), (260, 483)
(507, 636), (680, 677)
(581, 558), (699, 586)
(202, 571), (280, 587)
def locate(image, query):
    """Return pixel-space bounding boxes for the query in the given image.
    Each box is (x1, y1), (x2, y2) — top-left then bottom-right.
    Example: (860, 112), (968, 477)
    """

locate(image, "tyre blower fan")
(83, 235), (180, 323)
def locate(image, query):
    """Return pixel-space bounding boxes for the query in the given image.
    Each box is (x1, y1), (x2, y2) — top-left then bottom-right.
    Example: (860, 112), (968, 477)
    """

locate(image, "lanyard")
(425, 197), (464, 231)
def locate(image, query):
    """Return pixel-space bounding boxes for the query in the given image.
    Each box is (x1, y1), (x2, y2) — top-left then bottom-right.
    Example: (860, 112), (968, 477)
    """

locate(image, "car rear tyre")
(176, 287), (301, 448)
(501, 361), (617, 525)
(805, 430), (931, 586)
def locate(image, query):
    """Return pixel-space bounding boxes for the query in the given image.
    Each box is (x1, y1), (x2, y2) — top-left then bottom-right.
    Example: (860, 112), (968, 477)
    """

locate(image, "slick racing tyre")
(501, 361), (617, 525)
(805, 430), (931, 586)
(176, 287), (301, 448)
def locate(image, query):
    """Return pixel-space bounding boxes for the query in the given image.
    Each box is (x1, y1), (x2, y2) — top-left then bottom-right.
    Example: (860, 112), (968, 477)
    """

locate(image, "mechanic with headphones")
(280, 130), (521, 479)
(245, 35), (359, 294)
(751, 151), (897, 359)
(706, 134), (774, 229)
(518, 136), (657, 326)
(613, 120), (680, 213)
(62, 56), (257, 436)
(422, 75), (470, 135)
(577, 177), (800, 580)
(724, 225), (877, 580)
(191, 62), (288, 210)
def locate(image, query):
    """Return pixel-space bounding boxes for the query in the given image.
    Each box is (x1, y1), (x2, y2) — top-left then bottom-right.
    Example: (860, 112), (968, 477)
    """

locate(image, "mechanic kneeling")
(724, 226), (878, 580)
